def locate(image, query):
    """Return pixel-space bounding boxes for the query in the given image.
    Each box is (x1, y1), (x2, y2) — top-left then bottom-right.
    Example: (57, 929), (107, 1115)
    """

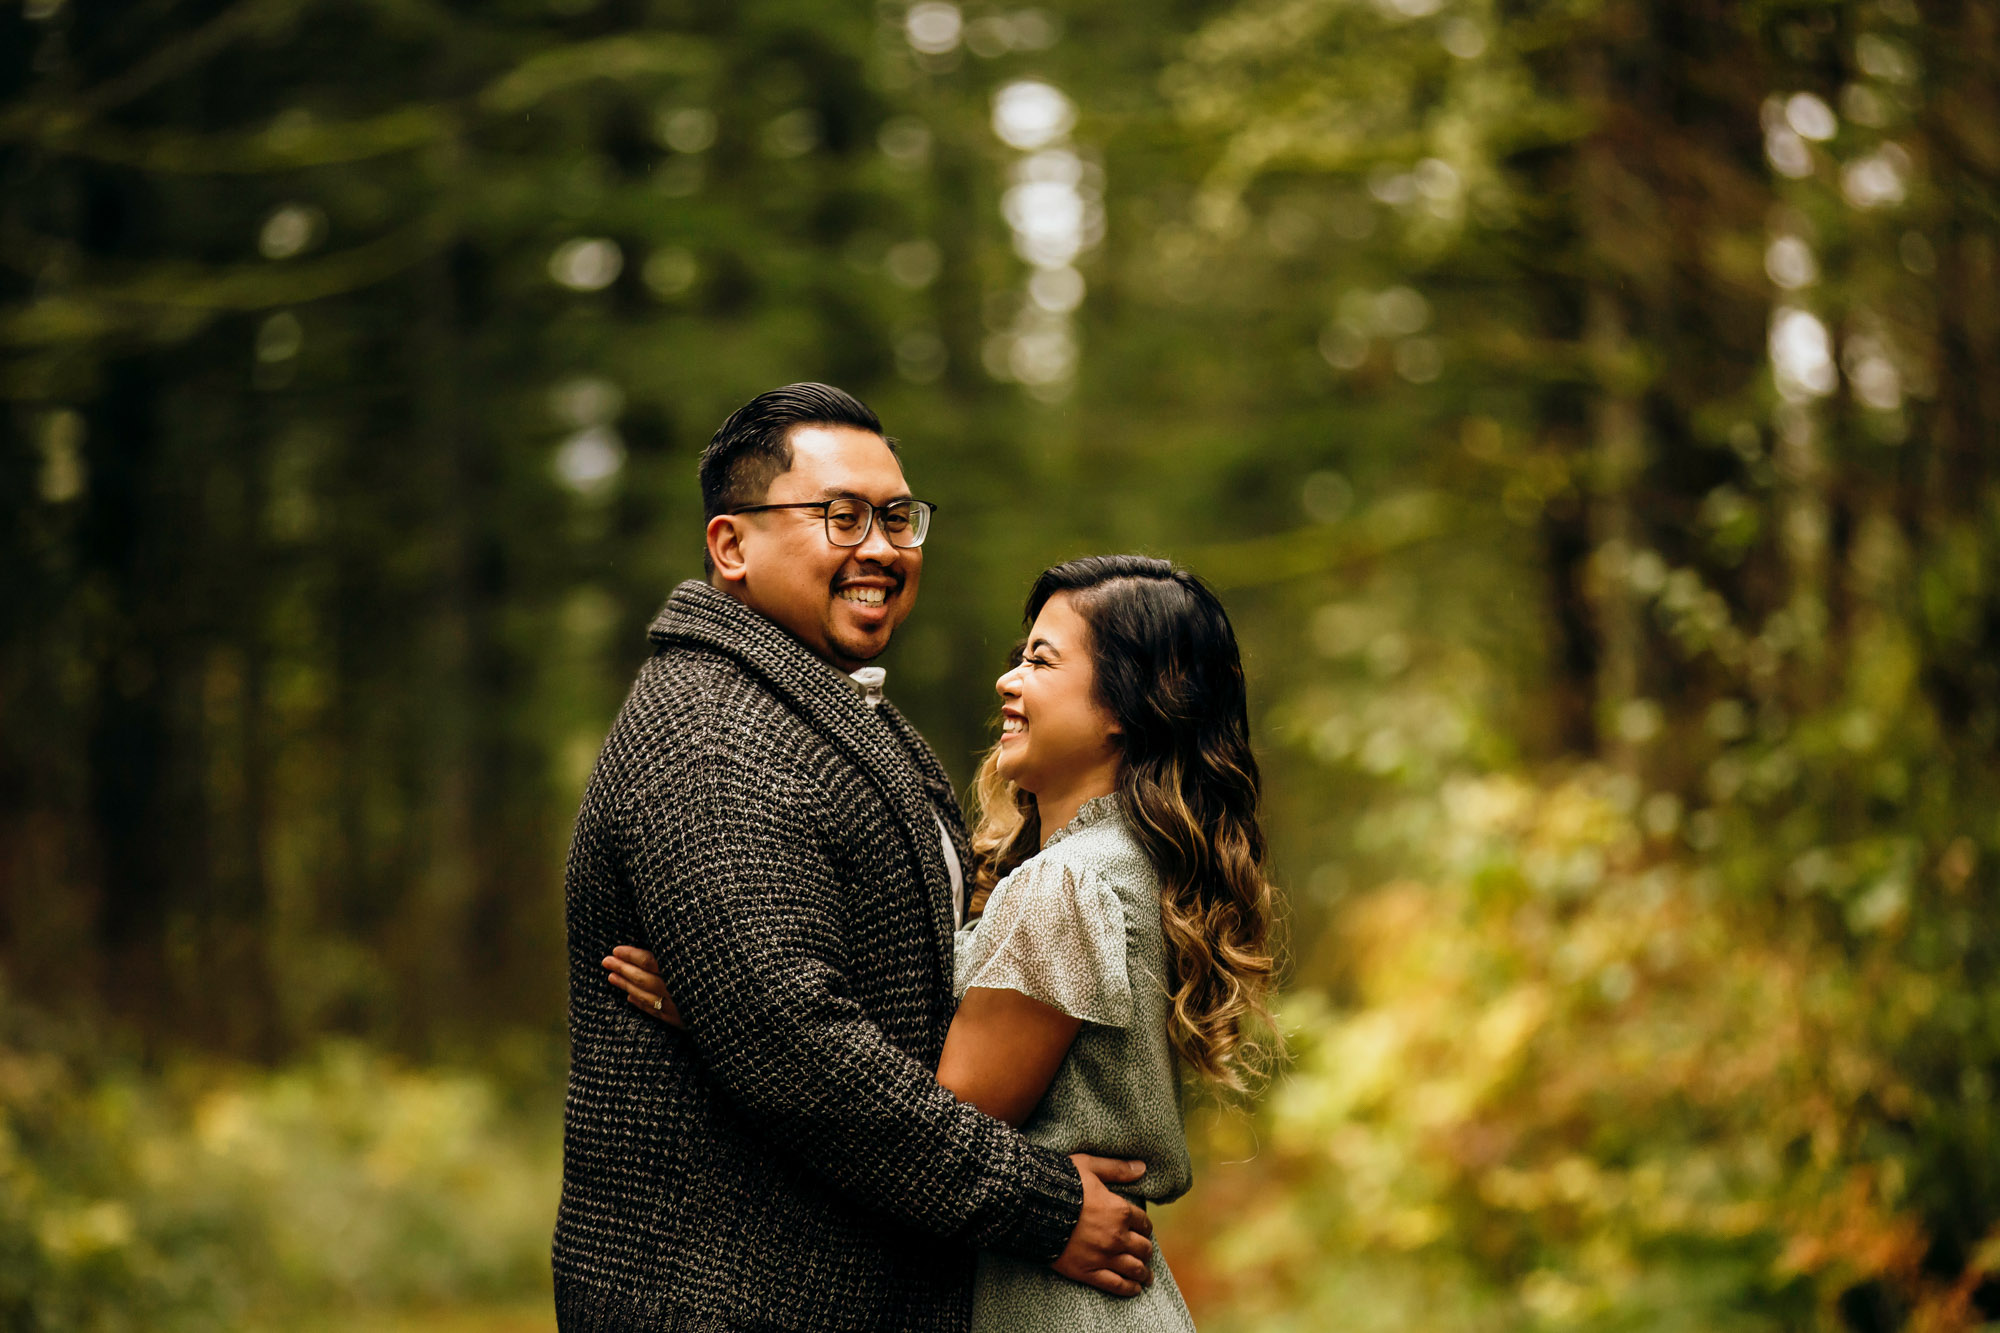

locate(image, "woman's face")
(993, 592), (1122, 797)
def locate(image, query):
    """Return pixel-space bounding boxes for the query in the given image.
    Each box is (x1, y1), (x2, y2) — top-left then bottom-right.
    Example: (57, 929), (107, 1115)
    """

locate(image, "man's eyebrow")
(813, 486), (916, 502)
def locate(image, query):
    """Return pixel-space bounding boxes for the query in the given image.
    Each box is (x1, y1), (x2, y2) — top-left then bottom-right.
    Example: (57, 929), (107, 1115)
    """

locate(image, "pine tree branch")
(1179, 491), (1454, 589)
(61, 106), (454, 174)
(0, 211), (455, 346)
(0, 0), (305, 144)
(7, 29), (707, 169)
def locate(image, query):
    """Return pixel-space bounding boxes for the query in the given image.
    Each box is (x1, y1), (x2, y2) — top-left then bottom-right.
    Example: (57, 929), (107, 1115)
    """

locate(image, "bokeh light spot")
(1027, 265), (1084, 313)
(259, 204), (322, 260)
(878, 117), (933, 168)
(906, 2), (963, 55)
(553, 426), (626, 497)
(886, 240), (942, 289)
(1784, 92), (1838, 142)
(655, 106), (716, 153)
(549, 238), (623, 291)
(1769, 307), (1836, 400)
(993, 80), (1075, 151)
(1764, 236), (1818, 289)
(257, 312), (304, 363)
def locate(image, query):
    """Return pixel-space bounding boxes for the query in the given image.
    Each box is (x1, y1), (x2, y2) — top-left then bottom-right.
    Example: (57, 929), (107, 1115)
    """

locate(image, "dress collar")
(1041, 792), (1124, 851)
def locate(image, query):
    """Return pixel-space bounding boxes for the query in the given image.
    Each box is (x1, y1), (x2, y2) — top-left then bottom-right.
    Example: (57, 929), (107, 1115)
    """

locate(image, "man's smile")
(833, 572), (902, 615)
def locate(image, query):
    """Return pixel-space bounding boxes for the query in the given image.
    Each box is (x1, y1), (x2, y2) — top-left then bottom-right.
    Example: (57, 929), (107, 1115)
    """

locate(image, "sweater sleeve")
(623, 741), (1084, 1263)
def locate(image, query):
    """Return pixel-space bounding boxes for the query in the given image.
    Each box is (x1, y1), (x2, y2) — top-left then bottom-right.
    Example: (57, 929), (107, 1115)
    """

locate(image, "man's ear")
(707, 514), (751, 586)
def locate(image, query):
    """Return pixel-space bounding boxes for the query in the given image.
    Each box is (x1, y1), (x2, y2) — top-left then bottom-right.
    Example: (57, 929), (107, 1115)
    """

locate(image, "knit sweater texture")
(553, 581), (1085, 1332)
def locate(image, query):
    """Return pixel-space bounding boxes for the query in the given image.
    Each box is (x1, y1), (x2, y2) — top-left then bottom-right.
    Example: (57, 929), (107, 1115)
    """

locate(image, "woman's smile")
(992, 593), (1120, 819)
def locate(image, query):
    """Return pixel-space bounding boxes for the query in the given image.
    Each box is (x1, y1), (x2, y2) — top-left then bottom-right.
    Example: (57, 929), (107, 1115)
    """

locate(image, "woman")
(605, 555), (1277, 1329)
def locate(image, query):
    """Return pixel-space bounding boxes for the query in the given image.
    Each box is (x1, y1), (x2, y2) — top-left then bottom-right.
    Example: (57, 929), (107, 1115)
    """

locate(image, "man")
(554, 383), (1155, 1331)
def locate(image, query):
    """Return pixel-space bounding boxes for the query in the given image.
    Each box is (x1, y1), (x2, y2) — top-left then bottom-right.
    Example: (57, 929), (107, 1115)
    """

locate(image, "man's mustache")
(831, 570), (905, 593)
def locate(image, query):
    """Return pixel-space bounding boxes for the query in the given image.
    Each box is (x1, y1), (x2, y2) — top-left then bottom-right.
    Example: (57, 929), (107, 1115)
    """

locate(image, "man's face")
(711, 425), (923, 671)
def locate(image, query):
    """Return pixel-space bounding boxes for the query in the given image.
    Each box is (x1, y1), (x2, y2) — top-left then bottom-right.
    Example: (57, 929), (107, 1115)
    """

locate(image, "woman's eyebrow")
(1028, 636), (1059, 657)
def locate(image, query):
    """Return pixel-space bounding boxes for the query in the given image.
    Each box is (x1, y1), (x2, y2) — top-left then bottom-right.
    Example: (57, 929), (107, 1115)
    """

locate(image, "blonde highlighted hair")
(969, 556), (1278, 1092)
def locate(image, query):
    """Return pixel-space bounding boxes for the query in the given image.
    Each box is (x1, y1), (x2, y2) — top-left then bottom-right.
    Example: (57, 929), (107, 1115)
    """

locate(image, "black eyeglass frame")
(726, 498), (939, 549)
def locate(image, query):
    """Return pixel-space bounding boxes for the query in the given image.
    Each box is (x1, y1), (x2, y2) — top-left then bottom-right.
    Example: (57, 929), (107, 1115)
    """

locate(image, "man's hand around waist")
(1054, 1155), (1154, 1297)
(611, 944), (1156, 1292)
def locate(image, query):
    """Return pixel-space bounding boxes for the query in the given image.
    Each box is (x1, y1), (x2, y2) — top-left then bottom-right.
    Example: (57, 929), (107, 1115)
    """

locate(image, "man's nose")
(852, 512), (900, 564)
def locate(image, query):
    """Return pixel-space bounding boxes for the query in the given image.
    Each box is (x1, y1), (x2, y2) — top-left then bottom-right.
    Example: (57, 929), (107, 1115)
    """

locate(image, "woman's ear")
(707, 514), (750, 585)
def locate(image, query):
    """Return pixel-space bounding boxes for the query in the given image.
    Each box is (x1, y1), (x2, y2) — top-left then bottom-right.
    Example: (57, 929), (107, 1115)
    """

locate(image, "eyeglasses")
(729, 497), (937, 549)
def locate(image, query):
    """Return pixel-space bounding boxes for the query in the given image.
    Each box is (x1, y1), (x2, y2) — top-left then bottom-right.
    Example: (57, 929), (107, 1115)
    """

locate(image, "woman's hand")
(602, 946), (684, 1027)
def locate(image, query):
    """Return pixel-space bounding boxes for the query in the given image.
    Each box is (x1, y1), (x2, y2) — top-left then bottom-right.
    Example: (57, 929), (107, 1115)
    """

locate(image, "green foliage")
(2, 0), (1041, 1050)
(1139, 0), (2000, 1326)
(1162, 768), (1961, 1330)
(5, 0), (2000, 1326)
(0, 998), (557, 1330)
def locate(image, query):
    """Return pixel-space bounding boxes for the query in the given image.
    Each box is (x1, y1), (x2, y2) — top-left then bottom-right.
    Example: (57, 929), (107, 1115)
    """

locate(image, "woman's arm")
(937, 987), (1082, 1126)
(606, 952), (1081, 1125)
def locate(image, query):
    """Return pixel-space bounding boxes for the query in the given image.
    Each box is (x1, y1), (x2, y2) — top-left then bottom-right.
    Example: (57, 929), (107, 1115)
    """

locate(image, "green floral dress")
(953, 795), (1197, 1332)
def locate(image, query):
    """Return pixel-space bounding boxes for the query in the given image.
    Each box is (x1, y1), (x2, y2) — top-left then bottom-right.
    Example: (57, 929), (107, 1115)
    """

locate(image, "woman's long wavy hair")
(969, 555), (1278, 1091)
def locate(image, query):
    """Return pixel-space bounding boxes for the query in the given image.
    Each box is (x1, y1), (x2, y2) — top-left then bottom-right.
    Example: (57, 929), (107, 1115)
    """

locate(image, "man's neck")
(709, 577), (861, 672)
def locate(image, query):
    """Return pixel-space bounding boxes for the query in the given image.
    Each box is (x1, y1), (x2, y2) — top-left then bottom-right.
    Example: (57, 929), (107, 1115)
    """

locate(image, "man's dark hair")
(697, 384), (893, 575)
(700, 383), (892, 517)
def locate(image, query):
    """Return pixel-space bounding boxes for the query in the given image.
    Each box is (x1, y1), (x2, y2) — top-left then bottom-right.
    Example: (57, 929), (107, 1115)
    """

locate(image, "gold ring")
(653, 996), (663, 1012)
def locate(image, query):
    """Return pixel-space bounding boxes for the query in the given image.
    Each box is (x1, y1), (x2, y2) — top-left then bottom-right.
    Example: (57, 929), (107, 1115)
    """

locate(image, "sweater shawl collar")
(647, 580), (958, 971)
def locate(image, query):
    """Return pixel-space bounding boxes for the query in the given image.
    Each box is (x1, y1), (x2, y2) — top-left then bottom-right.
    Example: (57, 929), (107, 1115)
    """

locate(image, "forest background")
(4, 0), (1999, 1328)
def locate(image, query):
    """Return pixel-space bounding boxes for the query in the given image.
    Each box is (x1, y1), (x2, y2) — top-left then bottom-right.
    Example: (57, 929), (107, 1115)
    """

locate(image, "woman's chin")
(992, 753), (1030, 791)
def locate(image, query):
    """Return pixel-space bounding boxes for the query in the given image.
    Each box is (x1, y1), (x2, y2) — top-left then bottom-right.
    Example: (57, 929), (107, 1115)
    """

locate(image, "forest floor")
(310, 1305), (551, 1332)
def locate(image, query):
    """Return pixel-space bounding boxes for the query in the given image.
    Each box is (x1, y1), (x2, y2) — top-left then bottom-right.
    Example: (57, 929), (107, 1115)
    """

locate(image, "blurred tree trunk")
(1921, 0), (1999, 518)
(1911, 1), (2000, 747)
(401, 227), (479, 1047)
(1577, 32), (1650, 771)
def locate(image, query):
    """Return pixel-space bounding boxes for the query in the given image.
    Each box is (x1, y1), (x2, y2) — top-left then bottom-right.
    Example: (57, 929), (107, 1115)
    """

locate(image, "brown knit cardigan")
(553, 581), (1084, 1332)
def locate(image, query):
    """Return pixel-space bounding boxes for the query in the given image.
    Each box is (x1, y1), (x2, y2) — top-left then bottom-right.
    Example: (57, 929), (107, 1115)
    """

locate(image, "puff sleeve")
(955, 857), (1132, 1029)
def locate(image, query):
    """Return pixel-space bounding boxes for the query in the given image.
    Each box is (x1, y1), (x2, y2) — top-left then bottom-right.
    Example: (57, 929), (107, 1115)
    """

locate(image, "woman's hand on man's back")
(603, 946), (683, 1026)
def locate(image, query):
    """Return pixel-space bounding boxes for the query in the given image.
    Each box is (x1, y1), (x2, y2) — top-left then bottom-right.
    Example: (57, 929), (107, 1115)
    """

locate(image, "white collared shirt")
(849, 667), (966, 926)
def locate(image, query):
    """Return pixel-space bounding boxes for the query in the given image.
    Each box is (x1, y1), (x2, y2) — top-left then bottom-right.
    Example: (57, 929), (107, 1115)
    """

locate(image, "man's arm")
(939, 988), (1163, 1296)
(625, 745), (1140, 1273)
(605, 945), (1156, 1295)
